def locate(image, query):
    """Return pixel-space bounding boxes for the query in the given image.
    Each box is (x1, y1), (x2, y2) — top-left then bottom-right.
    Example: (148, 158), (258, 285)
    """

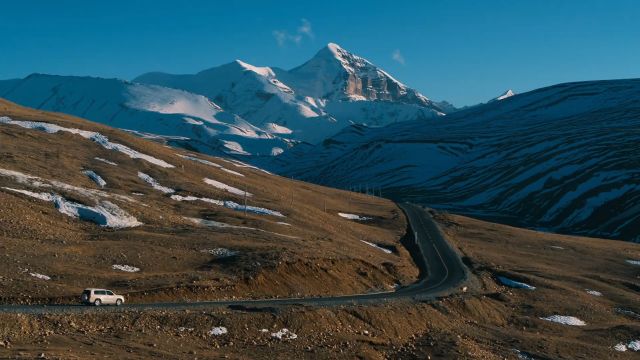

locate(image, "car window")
(106, 291), (114, 295)
(96, 290), (106, 295)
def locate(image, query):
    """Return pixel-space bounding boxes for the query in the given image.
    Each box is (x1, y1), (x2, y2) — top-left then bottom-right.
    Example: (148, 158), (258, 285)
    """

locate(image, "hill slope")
(267, 79), (640, 242)
(0, 99), (416, 302)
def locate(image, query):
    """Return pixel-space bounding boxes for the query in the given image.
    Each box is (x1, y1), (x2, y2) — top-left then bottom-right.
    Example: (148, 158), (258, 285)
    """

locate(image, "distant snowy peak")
(494, 89), (516, 101)
(283, 43), (434, 107)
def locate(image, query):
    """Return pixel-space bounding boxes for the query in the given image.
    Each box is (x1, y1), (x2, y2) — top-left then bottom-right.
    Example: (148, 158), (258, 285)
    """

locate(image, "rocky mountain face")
(266, 79), (640, 242)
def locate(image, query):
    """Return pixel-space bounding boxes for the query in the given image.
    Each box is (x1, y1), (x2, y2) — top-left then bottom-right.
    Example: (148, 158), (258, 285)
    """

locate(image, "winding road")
(0, 203), (468, 314)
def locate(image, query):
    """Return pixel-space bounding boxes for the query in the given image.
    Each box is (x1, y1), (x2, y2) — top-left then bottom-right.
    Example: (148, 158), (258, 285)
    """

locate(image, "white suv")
(80, 288), (125, 306)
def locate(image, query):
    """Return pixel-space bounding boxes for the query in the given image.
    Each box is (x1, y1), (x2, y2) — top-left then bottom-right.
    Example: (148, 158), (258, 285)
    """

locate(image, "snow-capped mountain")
(135, 43), (445, 143)
(0, 74), (293, 156)
(492, 89), (515, 101)
(266, 79), (640, 242)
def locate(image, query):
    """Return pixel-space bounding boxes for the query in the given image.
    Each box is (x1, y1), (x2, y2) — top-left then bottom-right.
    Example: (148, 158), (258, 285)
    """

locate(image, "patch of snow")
(200, 248), (239, 258)
(0, 167), (134, 203)
(586, 289), (602, 296)
(260, 328), (269, 333)
(539, 315), (586, 326)
(549, 245), (565, 250)
(360, 240), (392, 254)
(0, 117), (174, 168)
(271, 328), (297, 340)
(138, 172), (175, 194)
(208, 327), (228, 336)
(83, 170), (106, 188)
(263, 123), (293, 134)
(497, 276), (536, 290)
(495, 89), (515, 101)
(271, 147), (284, 156)
(614, 340), (640, 352)
(3, 188), (141, 228)
(338, 212), (372, 221)
(221, 168), (245, 177)
(177, 327), (194, 332)
(2, 187), (53, 201)
(614, 343), (628, 352)
(512, 349), (535, 360)
(204, 178), (251, 197)
(170, 194), (224, 206)
(277, 222), (291, 226)
(223, 201), (284, 217)
(626, 259), (640, 266)
(30, 272), (51, 280)
(220, 159), (273, 174)
(132, 192), (145, 196)
(185, 217), (297, 239)
(94, 157), (117, 166)
(221, 140), (250, 155)
(177, 154), (222, 168)
(112, 264), (140, 272)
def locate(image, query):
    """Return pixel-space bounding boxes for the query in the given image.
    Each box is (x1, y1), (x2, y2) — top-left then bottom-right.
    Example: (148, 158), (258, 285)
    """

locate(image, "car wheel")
(94, 298), (102, 306)
(116, 299), (123, 306)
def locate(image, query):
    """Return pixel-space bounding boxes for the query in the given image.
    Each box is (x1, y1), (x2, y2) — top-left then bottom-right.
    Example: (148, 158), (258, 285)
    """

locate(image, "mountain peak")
(230, 60), (275, 77)
(495, 89), (515, 101)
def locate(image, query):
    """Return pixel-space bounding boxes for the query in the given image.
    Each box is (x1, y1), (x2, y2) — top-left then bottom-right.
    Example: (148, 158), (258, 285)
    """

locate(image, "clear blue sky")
(1, 0), (639, 106)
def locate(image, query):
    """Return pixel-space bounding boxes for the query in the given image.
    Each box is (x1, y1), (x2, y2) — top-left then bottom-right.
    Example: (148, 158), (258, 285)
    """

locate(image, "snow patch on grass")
(221, 168), (245, 177)
(586, 289), (602, 296)
(30, 272), (51, 280)
(361, 240), (392, 254)
(539, 315), (586, 326)
(94, 157), (117, 166)
(208, 327), (228, 336)
(271, 328), (297, 340)
(3, 187), (141, 228)
(112, 264), (140, 272)
(201, 248), (239, 258)
(138, 172), (175, 194)
(0, 167), (134, 203)
(626, 259), (640, 266)
(614, 340), (640, 352)
(497, 276), (536, 290)
(171, 194), (224, 206)
(177, 154), (222, 168)
(186, 217), (297, 239)
(204, 178), (251, 197)
(338, 213), (372, 221)
(0, 117), (174, 168)
(223, 200), (284, 217)
(83, 170), (106, 188)
(277, 222), (291, 226)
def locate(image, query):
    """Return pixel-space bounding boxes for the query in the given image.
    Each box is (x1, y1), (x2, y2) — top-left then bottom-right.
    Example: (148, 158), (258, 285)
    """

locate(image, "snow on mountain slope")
(0, 74), (292, 157)
(493, 89), (516, 101)
(135, 43), (445, 143)
(277, 43), (434, 106)
(267, 79), (640, 242)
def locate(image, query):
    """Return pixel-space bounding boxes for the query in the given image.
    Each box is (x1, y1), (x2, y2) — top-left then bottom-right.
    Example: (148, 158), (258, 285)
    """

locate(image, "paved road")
(0, 203), (468, 314)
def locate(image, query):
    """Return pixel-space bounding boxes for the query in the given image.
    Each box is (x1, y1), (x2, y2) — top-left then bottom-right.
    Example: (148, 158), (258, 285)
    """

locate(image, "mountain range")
(267, 79), (640, 242)
(0, 43), (445, 157)
(2, 44), (639, 243)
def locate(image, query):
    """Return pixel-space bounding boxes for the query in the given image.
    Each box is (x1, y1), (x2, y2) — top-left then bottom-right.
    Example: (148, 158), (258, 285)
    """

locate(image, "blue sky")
(1, 0), (639, 106)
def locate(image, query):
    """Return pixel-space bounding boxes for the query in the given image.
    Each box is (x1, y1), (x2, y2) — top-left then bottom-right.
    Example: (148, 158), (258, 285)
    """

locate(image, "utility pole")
(244, 187), (248, 217)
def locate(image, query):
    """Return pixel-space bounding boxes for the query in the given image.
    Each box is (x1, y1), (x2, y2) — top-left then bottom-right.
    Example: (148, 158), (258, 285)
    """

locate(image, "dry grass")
(0, 99), (416, 302)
